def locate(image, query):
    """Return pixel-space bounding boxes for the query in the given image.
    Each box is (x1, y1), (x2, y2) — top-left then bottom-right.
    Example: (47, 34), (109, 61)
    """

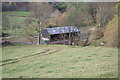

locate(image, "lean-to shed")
(41, 26), (80, 45)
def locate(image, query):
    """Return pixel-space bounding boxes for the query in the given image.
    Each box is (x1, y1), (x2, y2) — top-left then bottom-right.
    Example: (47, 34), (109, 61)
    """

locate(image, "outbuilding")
(41, 26), (81, 45)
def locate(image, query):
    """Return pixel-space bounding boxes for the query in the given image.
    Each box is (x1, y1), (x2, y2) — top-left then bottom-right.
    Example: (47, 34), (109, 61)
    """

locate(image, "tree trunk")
(37, 32), (41, 45)
(69, 31), (71, 45)
(63, 34), (65, 45)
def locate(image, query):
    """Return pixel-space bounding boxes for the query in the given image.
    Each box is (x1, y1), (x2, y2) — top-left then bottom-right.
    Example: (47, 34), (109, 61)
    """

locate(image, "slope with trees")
(2, 2), (118, 47)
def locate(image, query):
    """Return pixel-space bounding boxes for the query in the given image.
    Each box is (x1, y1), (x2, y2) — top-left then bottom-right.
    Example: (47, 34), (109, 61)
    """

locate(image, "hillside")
(2, 11), (30, 36)
(2, 45), (118, 78)
(103, 15), (119, 47)
(103, 3), (120, 48)
(2, 2), (117, 47)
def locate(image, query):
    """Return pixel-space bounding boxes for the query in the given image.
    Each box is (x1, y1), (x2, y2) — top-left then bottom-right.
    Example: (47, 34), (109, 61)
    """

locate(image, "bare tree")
(87, 3), (97, 23)
(28, 2), (52, 45)
(88, 2), (115, 27)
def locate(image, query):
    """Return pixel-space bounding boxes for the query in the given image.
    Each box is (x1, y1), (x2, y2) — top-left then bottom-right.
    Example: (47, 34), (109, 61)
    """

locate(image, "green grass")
(3, 11), (30, 17)
(2, 45), (118, 78)
(2, 11), (30, 37)
(2, 45), (49, 60)
(90, 39), (103, 47)
(7, 16), (25, 23)
(2, 11), (38, 37)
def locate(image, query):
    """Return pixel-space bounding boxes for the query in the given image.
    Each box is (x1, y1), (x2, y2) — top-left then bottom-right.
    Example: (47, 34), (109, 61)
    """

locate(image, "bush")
(90, 39), (102, 47)
(2, 40), (14, 46)
(88, 26), (104, 44)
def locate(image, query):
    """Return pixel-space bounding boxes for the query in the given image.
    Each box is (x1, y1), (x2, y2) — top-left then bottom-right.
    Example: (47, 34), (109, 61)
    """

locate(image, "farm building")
(41, 26), (81, 45)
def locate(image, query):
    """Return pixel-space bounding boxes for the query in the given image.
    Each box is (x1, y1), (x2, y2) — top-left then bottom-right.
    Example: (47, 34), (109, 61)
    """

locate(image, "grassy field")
(3, 11), (30, 16)
(3, 11), (30, 37)
(2, 45), (118, 78)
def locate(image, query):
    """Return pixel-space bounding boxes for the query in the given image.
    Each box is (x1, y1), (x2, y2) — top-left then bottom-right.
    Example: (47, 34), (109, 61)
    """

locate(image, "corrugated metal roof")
(44, 26), (80, 35)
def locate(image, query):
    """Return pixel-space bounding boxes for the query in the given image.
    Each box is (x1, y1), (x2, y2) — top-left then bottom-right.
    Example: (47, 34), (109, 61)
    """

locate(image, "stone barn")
(41, 26), (81, 45)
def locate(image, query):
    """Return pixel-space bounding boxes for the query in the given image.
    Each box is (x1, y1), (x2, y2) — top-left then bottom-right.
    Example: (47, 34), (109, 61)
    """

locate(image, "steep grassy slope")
(103, 15), (119, 47)
(2, 45), (118, 78)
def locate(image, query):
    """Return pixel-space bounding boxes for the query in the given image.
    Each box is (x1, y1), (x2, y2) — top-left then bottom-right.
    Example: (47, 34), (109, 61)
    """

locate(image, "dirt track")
(1, 49), (60, 66)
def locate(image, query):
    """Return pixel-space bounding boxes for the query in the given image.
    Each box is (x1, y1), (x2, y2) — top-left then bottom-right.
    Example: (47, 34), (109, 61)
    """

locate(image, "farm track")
(9, 15), (27, 18)
(1, 49), (60, 66)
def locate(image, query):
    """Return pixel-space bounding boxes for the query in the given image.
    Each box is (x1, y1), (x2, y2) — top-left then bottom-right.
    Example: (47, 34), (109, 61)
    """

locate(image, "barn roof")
(44, 26), (80, 35)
